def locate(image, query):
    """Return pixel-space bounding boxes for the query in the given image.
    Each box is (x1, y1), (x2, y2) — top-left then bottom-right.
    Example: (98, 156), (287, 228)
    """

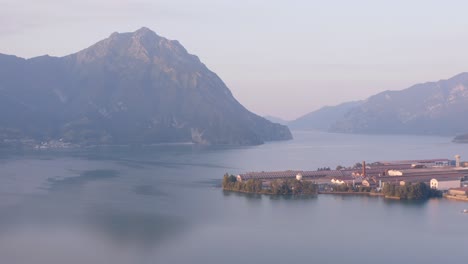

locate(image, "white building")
(331, 178), (344, 185)
(296, 173), (303, 181)
(430, 178), (461, 191)
(387, 170), (403, 176)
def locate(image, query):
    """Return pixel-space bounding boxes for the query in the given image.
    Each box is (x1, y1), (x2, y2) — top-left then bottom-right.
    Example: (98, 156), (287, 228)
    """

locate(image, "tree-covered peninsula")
(222, 174), (318, 195)
(382, 182), (441, 200)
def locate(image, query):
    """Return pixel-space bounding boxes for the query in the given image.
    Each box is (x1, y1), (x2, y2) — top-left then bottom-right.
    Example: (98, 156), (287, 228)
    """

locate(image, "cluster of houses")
(236, 156), (468, 197)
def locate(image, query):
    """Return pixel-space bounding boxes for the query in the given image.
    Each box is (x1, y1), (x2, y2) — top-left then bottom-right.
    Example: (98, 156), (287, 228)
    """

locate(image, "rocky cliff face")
(330, 73), (468, 136)
(0, 27), (292, 146)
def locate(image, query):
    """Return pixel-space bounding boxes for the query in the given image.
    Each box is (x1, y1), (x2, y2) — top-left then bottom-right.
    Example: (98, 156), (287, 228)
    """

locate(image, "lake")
(0, 131), (467, 264)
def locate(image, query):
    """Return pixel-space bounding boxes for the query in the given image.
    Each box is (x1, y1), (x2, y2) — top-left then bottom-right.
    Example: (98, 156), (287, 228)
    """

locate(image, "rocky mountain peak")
(0, 28), (292, 146)
(74, 27), (187, 64)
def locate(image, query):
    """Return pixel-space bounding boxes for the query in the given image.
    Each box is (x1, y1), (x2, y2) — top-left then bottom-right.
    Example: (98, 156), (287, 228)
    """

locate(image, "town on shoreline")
(222, 155), (468, 201)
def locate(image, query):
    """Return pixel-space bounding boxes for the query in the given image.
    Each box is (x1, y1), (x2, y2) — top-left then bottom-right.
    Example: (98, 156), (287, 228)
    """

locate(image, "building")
(387, 170), (403, 176)
(448, 187), (468, 196)
(362, 178), (377, 188)
(430, 178), (461, 191)
(331, 176), (361, 185)
(236, 169), (350, 182)
(378, 158), (451, 167)
(331, 178), (347, 185)
(296, 173), (303, 181)
(455, 155), (461, 168)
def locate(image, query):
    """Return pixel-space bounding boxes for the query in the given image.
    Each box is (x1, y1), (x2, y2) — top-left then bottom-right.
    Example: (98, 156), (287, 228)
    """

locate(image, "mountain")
(453, 134), (468, 143)
(0, 27), (292, 146)
(288, 101), (362, 131)
(330, 73), (468, 136)
(263, 115), (289, 126)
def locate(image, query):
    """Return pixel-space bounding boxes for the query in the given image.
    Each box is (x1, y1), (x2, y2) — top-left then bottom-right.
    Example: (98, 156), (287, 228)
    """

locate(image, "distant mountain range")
(288, 101), (363, 131)
(264, 101), (363, 131)
(453, 134), (468, 143)
(282, 73), (468, 142)
(330, 73), (468, 137)
(0, 27), (292, 146)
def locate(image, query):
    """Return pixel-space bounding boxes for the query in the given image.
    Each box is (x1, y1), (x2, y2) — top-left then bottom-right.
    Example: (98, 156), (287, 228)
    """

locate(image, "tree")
(382, 182), (434, 200)
(223, 174), (317, 196)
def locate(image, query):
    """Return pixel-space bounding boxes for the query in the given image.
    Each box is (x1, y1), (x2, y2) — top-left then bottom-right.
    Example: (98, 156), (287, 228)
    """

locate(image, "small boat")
(463, 209), (468, 214)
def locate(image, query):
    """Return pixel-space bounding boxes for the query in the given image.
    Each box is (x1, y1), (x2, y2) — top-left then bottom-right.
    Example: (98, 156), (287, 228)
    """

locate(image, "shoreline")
(318, 191), (376, 196)
(222, 188), (467, 201)
(223, 188), (387, 198)
(444, 194), (468, 202)
(222, 189), (318, 197)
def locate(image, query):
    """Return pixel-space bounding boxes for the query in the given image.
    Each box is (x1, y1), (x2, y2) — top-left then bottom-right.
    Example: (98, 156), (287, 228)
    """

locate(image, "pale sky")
(2, 0), (468, 120)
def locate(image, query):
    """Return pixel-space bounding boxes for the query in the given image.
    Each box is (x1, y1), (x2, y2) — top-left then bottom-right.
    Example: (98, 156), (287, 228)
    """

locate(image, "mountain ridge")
(288, 101), (363, 131)
(330, 73), (468, 136)
(0, 27), (292, 147)
(453, 133), (468, 143)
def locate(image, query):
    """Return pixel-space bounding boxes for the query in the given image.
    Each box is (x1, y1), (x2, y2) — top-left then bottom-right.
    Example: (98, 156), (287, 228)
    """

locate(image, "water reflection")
(382, 198), (429, 207)
(84, 206), (187, 246)
(133, 185), (167, 197)
(222, 190), (318, 201)
(223, 190), (263, 200)
(45, 169), (119, 191)
(0, 131), (467, 263)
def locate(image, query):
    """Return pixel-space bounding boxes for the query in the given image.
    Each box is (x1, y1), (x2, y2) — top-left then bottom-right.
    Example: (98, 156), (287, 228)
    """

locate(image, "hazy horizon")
(2, 0), (468, 120)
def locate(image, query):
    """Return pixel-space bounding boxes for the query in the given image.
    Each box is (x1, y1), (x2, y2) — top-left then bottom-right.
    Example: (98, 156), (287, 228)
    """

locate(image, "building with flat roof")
(430, 178), (461, 191)
(378, 159), (452, 167)
(448, 187), (468, 196)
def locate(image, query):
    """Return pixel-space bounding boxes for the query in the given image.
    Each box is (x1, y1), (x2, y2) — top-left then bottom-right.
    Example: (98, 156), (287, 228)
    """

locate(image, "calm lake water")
(0, 131), (467, 264)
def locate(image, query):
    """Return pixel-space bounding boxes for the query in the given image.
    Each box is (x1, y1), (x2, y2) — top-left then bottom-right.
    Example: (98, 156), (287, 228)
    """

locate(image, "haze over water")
(0, 131), (467, 264)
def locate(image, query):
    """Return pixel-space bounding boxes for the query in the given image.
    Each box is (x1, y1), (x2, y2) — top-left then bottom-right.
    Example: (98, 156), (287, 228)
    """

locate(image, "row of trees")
(335, 163), (364, 170)
(222, 174), (318, 196)
(222, 174), (263, 193)
(335, 162), (383, 171)
(332, 184), (372, 193)
(269, 179), (318, 195)
(382, 182), (441, 200)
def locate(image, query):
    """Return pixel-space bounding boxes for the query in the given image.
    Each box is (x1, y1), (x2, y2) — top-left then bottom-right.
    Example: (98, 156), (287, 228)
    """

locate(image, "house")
(362, 178), (377, 188)
(331, 177), (361, 185)
(430, 178), (461, 191)
(387, 170), (403, 176)
(331, 178), (347, 185)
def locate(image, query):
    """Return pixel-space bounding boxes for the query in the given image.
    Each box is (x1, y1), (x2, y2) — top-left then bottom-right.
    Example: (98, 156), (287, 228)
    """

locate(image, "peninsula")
(223, 156), (468, 201)
(222, 174), (318, 196)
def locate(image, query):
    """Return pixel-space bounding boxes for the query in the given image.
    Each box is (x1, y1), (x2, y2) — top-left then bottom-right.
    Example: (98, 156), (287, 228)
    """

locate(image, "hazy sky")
(2, 0), (468, 120)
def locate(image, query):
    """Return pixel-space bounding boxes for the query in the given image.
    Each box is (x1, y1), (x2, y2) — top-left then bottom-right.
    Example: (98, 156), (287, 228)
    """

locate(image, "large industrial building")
(235, 156), (468, 191)
(430, 178), (461, 191)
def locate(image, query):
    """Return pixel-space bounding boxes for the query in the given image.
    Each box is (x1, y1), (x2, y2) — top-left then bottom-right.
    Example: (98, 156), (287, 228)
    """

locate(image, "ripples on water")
(0, 131), (467, 264)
